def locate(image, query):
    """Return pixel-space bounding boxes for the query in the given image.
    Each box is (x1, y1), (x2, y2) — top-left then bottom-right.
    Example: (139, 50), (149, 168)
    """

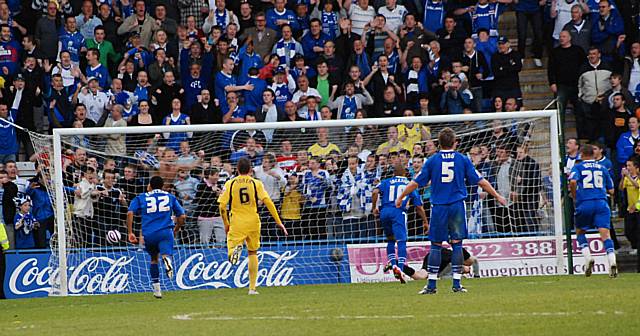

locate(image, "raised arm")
(395, 181), (418, 208)
(478, 179), (507, 206)
(361, 86), (374, 105)
(569, 179), (577, 200)
(127, 211), (138, 243)
(218, 181), (231, 232)
(173, 213), (186, 234)
(258, 182), (288, 236)
(415, 205), (429, 233)
(371, 188), (380, 215)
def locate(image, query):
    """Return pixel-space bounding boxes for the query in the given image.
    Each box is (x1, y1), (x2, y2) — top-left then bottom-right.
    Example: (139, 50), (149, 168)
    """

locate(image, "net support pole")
(556, 103), (574, 274)
(52, 130), (69, 296)
(549, 110), (566, 274)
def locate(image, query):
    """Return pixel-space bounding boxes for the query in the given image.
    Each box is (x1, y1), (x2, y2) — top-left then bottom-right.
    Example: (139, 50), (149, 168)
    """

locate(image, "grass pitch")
(2, 274), (639, 336)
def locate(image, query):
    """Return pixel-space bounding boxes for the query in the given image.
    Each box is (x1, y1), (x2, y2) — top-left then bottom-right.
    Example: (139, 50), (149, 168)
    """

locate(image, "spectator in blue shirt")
(236, 41), (263, 84)
(591, 0), (625, 64)
(58, 16), (86, 66)
(440, 75), (473, 114)
(0, 103), (18, 164)
(26, 171), (54, 248)
(267, 0), (300, 33)
(215, 58), (253, 110)
(243, 68), (268, 114)
(301, 19), (330, 63)
(0, 24), (20, 81)
(85, 48), (110, 89)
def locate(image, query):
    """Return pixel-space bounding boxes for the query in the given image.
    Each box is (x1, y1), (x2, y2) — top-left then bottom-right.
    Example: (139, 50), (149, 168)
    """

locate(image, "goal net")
(29, 111), (563, 295)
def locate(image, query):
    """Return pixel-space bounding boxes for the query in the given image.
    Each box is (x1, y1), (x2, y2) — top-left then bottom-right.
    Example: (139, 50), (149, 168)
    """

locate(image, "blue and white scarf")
(355, 52), (370, 78)
(337, 167), (367, 213)
(360, 168), (380, 213)
(275, 38), (297, 67)
(215, 9), (228, 29)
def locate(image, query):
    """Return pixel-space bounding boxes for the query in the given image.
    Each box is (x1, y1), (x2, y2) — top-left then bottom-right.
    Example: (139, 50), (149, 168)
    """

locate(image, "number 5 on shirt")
(441, 162), (455, 183)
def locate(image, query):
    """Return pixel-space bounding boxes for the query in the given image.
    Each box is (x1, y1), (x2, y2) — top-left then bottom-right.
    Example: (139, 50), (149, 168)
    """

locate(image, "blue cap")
(497, 36), (508, 44)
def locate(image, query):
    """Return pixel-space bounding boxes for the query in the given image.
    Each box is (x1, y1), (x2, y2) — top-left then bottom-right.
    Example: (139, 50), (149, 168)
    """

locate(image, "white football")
(106, 230), (122, 244)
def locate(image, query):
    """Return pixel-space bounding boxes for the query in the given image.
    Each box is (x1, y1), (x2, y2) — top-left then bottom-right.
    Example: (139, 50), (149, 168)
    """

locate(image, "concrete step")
(618, 254), (639, 273)
(521, 81), (551, 94)
(499, 10), (517, 25)
(521, 57), (548, 70)
(522, 91), (554, 99)
(523, 96), (555, 109)
(508, 37), (533, 48)
(500, 27), (535, 40)
(519, 69), (548, 82)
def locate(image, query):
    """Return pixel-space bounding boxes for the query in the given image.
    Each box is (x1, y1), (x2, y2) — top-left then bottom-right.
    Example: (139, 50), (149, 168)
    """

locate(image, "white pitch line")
(171, 313), (415, 321)
(171, 311), (624, 321)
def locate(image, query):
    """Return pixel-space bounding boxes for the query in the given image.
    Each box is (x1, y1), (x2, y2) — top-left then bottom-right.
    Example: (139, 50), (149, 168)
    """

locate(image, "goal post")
(36, 110), (566, 296)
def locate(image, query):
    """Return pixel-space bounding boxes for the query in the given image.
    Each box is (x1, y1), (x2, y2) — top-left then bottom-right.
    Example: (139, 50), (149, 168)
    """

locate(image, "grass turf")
(1, 274), (639, 336)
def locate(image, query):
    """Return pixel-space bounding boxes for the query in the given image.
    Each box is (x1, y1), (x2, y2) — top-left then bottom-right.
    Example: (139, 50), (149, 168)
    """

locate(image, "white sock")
(607, 252), (617, 267)
(582, 247), (592, 262)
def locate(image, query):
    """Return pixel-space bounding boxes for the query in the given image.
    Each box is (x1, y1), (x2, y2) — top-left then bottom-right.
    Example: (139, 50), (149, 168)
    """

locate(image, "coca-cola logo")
(176, 251), (297, 290)
(7, 250), (299, 297)
(8, 256), (133, 295)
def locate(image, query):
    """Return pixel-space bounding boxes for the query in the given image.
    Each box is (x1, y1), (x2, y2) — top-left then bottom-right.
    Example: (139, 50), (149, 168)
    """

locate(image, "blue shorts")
(380, 208), (408, 241)
(430, 201), (467, 243)
(144, 229), (174, 257)
(574, 199), (611, 230)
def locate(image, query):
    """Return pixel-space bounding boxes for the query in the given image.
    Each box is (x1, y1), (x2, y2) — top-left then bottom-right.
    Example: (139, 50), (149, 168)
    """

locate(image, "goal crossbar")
(51, 111), (557, 136)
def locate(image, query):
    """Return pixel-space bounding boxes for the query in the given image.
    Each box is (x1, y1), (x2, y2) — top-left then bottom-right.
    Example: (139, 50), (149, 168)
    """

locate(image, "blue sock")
(576, 234), (589, 249)
(386, 240), (397, 266)
(451, 242), (464, 289)
(150, 263), (159, 284)
(604, 239), (615, 254)
(397, 240), (407, 270)
(427, 244), (442, 289)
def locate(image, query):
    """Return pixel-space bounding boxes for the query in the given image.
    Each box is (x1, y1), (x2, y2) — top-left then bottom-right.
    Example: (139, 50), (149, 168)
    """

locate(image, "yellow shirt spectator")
(398, 123), (430, 148)
(281, 187), (303, 220)
(307, 127), (342, 158)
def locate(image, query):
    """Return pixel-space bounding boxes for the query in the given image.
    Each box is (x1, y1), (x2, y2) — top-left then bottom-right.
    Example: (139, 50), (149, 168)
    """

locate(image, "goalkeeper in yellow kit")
(218, 157), (288, 295)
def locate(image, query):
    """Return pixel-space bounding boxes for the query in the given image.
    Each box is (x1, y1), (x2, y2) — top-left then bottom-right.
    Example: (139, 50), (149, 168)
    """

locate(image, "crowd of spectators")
(0, 0), (637, 250)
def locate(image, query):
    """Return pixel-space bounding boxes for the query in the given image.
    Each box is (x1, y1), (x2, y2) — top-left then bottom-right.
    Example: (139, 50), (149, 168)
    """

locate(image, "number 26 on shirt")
(581, 170), (603, 189)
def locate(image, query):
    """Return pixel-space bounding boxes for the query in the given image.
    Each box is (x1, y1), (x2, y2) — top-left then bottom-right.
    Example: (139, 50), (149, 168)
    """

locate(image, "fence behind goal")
(27, 111), (563, 296)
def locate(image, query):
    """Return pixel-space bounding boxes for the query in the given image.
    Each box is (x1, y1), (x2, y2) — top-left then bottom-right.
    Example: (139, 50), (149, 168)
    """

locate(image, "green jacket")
(85, 39), (121, 69)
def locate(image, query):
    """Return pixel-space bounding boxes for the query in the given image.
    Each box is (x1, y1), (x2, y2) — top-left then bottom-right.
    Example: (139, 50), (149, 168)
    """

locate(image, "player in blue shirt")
(396, 128), (506, 294)
(372, 164), (428, 283)
(127, 176), (186, 298)
(568, 144), (617, 278)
